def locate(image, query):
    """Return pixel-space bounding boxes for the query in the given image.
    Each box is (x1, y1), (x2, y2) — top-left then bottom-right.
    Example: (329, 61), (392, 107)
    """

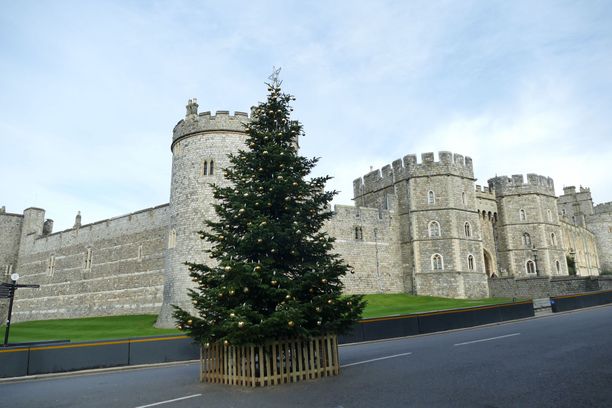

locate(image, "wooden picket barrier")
(200, 334), (339, 386)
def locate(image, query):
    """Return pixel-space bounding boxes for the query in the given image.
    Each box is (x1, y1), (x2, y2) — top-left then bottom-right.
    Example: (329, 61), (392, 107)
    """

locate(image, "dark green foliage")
(173, 81), (365, 346)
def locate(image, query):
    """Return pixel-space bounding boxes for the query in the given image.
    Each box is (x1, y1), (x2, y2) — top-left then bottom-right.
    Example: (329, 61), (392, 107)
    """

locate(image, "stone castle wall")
(560, 220), (600, 275)
(11, 204), (169, 322)
(325, 205), (404, 294)
(588, 203), (612, 273)
(2, 99), (610, 324)
(475, 186), (499, 276)
(488, 275), (612, 299)
(0, 211), (23, 324)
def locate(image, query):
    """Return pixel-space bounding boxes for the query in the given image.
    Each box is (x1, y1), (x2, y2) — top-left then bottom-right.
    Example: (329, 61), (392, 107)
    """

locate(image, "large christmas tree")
(174, 75), (365, 346)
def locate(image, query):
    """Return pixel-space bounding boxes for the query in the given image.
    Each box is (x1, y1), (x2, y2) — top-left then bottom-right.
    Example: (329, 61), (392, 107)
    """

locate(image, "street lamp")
(2, 273), (39, 347)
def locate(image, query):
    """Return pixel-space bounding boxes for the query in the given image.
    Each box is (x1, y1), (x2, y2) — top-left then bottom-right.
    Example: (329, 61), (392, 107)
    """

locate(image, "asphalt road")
(2, 305), (612, 408)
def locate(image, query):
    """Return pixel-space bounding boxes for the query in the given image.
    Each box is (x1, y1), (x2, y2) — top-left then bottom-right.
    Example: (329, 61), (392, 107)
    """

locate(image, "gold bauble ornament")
(230, 312), (235, 318)
(243, 287), (249, 293)
(229, 289), (235, 295)
(224, 266), (231, 271)
(257, 238), (263, 243)
(187, 319), (193, 325)
(254, 265), (262, 271)
(239, 208), (245, 213)
(347, 301), (352, 306)
(285, 294), (291, 300)
(224, 340), (229, 346)
(327, 299), (333, 304)
(288, 321), (295, 327)
(205, 342), (210, 348)
(238, 321), (245, 328)
(292, 182), (298, 186)
(315, 307), (321, 312)
(321, 278), (327, 284)
(271, 280), (278, 286)
(317, 320), (322, 326)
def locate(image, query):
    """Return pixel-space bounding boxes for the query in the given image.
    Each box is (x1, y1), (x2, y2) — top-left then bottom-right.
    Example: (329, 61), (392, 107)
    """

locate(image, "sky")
(1, 0), (611, 230)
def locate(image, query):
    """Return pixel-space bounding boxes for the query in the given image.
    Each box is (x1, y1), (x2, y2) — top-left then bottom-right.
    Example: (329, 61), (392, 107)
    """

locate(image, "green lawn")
(5, 295), (516, 343)
(6, 315), (180, 343)
(361, 294), (515, 318)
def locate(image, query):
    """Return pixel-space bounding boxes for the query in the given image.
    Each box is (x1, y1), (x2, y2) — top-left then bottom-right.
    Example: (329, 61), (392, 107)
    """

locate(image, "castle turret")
(353, 151), (489, 298)
(558, 186), (594, 227)
(488, 174), (567, 277)
(156, 100), (250, 327)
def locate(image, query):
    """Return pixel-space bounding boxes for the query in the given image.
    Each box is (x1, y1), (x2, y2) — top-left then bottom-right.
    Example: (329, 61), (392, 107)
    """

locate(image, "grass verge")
(361, 294), (515, 318)
(4, 295), (516, 343)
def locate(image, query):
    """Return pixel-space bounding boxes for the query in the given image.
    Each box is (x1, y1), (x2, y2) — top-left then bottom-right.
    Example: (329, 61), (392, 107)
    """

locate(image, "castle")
(1, 99), (610, 327)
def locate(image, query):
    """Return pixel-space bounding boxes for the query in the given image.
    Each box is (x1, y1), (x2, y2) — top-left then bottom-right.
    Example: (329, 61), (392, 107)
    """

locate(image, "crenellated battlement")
(594, 201), (612, 215)
(488, 174), (555, 197)
(353, 151), (474, 197)
(172, 99), (249, 146)
(475, 185), (495, 196)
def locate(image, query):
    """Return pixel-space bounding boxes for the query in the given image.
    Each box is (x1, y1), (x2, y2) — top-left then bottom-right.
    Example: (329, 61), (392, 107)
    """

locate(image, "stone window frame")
(428, 221), (441, 238)
(47, 254), (56, 276)
(467, 254), (475, 271)
(526, 260), (536, 275)
(168, 229), (177, 249)
(462, 192), (467, 205)
(427, 190), (435, 205)
(84, 248), (93, 270)
(202, 159), (215, 176)
(464, 222), (471, 237)
(354, 226), (363, 241)
(4, 264), (12, 276)
(522, 232), (532, 248)
(431, 253), (444, 270)
(137, 244), (143, 262)
(550, 233), (557, 247)
(519, 209), (526, 221)
(547, 209), (553, 222)
(555, 260), (560, 273)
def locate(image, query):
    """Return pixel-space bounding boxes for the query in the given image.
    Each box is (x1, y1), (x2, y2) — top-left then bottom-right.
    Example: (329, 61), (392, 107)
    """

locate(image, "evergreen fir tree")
(173, 76), (365, 346)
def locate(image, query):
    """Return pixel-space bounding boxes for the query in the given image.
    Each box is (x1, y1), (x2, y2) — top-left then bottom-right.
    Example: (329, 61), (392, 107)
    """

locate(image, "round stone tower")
(156, 99), (249, 328)
(488, 174), (567, 277)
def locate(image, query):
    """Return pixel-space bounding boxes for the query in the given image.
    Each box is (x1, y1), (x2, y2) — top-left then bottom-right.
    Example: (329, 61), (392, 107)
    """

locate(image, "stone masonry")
(1, 99), (609, 326)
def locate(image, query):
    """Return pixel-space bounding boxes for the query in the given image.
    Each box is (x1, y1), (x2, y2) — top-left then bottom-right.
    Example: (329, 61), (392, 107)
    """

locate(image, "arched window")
(432, 254), (444, 270)
(428, 221), (441, 237)
(526, 260), (536, 274)
(467, 254), (475, 271)
(519, 209), (526, 221)
(209, 160), (214, 175)
(555, 260), (560, 273)
(427, 190), (435, 205)
(462, 192), (466, 205)
(202, 160), (208, 176)
(547, 209), (553, 222)
(464, 222), (471, 237)
(572, 215), (576, 224)
(354, 227), (363, 240)
(551, 233), (557, 247)
(523, 233), (531, 247)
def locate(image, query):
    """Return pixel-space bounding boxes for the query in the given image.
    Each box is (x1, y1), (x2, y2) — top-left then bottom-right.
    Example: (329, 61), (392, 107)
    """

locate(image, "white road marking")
(341, 352), (413, 368)
(134, 394), (202, 408)
(454, 333), (521, 346)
